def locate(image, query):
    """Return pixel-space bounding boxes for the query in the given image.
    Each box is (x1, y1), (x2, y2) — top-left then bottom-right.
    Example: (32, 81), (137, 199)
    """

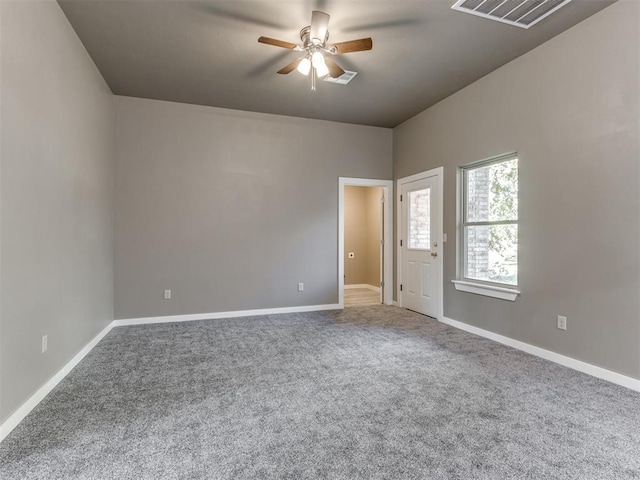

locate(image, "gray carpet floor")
(1, 306), (639, 479)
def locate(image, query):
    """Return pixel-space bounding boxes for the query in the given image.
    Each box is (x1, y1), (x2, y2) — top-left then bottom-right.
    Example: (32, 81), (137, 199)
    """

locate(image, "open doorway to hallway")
(344, 186), (384, 307)
(339, 177), (393, 309)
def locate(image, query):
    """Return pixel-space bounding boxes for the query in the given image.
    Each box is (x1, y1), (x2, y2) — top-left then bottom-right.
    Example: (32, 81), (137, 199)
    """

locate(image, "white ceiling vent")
(452, 0), (573, 29)
(324, 71), (358, 85)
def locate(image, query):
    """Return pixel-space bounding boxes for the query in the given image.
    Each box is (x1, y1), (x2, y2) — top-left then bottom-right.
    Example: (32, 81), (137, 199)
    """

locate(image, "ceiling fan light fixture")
(311, 51), (329, 77)
(257, 10), (373, 89)
(311, 51), (324, 67)
(297, 57), (311, 76)
(315, 61), (329, 78)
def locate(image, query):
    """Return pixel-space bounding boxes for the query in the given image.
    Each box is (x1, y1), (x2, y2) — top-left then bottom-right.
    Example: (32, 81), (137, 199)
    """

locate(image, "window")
(407, 188), (431, 249)
(454, 153), (519, 300)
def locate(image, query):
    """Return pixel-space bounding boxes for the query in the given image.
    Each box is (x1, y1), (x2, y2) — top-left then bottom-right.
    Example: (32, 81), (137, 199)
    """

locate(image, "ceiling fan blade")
(324, 57), (345, 78)
(258, 36), (298, 50)
(277, 57), (303, 75)
(331, 38), (373, 54)
(310, 11), (330, 44)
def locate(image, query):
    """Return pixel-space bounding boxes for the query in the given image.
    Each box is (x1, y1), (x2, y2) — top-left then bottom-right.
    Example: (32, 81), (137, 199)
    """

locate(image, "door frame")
(396, 167), (444, 319)
(338, 178), (394, 308)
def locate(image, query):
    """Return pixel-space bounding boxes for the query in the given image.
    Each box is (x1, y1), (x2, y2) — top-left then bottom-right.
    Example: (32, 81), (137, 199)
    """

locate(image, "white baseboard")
(0, 321), (115, 443)
(344, 284), (380, 293)
(440, 316), (640, 392)
(113, 303), (342, 327)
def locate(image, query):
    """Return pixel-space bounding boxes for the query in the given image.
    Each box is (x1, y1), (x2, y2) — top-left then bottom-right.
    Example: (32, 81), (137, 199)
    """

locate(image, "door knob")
(431, 252), (438, 257)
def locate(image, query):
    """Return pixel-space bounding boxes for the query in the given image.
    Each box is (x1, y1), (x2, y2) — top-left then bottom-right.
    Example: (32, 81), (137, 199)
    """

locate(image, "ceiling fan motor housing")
(299, 26), (329, 50)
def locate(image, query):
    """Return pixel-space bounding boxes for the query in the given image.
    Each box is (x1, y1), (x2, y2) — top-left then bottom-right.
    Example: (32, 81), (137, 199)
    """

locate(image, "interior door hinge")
(380, 239), (384, 246)
(380, 195), (385, 203)
(400, 194), (403, 202)
(400, 239), (403, 247)
(400, 284), (403, 291)
(380, 281), (385, 288)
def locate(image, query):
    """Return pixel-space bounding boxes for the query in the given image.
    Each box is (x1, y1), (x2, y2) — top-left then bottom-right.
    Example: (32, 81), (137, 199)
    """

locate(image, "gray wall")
(394, 1), (639, 379)
(1, 0), (115, 422)
(114, 97), (392, 319)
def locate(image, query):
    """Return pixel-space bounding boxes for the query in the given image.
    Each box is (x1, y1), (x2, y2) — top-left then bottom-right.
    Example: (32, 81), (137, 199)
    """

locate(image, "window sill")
(452, 280), (520, 301)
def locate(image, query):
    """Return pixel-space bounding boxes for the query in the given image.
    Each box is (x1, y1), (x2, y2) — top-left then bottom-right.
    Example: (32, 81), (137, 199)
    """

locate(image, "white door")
(400, 174), (441, 317)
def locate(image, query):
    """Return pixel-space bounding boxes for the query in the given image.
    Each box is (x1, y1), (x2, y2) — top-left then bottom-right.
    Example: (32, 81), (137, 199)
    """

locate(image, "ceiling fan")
(258, 11), (373, 91)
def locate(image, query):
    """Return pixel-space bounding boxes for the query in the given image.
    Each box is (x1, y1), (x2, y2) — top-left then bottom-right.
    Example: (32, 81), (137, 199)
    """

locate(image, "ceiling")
(58, 0), (616, 128)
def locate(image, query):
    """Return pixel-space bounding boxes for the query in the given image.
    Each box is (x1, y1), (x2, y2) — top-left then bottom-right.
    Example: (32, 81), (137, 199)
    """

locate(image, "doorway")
(338, 178), (393, 308)
(344, 185), (384, 306)
(397, 168), (443, 319)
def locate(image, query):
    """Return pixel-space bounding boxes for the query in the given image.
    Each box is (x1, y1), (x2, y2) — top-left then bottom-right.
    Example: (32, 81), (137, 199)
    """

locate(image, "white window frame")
(452, 153), (520, 301)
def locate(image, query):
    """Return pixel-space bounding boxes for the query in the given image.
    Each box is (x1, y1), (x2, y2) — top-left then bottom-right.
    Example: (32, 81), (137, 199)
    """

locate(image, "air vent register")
(452, 0), (572, 29)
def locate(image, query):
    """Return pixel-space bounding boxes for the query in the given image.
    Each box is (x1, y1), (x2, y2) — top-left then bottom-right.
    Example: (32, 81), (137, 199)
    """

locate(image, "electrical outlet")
(557, 315), (567, 331)
(298, 282), (304, 292)
(348, 252), (355, 258)
(41, 335), (48, 354)
(164, 289), (171, 300)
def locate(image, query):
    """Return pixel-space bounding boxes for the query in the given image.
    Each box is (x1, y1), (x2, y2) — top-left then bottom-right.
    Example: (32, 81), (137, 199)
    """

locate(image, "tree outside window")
(462, 155), (518, 286)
